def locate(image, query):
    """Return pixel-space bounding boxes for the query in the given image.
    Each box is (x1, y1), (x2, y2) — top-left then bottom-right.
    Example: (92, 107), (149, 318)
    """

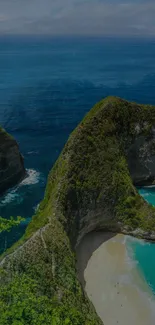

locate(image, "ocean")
(0, 35), (155, 298)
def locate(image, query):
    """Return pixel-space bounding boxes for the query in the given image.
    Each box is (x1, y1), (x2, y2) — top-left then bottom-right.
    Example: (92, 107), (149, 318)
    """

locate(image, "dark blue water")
(1, 36), (155, 251)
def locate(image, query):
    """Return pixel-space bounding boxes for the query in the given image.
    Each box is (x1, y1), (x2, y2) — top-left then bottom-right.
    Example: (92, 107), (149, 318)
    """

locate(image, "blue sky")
(0, 0), (154, 36)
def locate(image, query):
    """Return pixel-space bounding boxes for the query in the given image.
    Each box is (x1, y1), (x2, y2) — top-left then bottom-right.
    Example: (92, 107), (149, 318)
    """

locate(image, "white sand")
(76, 233), (155, 325)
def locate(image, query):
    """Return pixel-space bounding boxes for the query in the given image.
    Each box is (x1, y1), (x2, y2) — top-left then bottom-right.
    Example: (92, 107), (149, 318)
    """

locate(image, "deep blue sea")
(1, 36), (155, 295)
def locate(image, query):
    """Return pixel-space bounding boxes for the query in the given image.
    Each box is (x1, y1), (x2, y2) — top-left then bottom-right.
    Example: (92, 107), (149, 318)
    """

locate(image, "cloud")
(0, 0), (155, 36)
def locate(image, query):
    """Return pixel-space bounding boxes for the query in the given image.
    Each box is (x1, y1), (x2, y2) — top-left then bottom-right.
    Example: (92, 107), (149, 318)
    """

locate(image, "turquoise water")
(128, 236), (155, 294)
(138, 187), (155, 207)
(127, 187), (155, 295)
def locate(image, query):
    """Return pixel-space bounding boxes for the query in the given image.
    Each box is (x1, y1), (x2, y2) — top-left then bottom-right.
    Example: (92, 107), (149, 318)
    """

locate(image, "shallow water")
(138, 186), (155, 206)
(77, 233), (155, 325)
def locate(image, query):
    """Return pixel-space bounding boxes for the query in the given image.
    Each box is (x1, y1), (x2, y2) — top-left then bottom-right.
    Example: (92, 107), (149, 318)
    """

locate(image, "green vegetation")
(0, 216), (24, 233)
(2, 96), (155, 324)
(0, 216), (25, 251)
(26, 96), (155, 239)
(0, 218), (101, 324)
(0, 273), (98, 325)
(0, 127), (14, 142)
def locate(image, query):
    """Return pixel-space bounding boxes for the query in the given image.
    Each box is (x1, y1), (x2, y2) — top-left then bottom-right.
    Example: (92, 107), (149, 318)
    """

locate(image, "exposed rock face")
(127, 133), (155, 186)
(2, 97), (155, 324)
(0, 127), (25, 194)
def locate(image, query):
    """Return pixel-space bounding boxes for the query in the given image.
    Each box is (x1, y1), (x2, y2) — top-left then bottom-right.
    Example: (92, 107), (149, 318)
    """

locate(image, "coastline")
(76, 232), (155, 325)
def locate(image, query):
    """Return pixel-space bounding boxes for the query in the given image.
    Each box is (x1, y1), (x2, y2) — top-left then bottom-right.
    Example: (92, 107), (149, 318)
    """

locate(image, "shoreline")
(76, 232), (155, 325)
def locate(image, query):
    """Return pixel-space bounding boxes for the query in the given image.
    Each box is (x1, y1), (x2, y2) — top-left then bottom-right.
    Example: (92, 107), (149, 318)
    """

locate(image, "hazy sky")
(0, 0), (154, 36)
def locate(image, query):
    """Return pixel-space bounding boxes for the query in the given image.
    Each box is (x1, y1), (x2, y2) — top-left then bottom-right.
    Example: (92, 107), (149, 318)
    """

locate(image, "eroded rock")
(0, 127), (25, 194)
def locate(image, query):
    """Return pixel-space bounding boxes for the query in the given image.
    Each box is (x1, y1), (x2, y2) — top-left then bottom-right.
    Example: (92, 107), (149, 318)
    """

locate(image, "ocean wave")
(0, 190), (20, 206)
(33, 203), (40, 212)
(119, 236), (155, 318)
(27, 151), (39, 155)
(122, 236), (155, 307)
(20, 169), (40, 186)
(126, 234), (150, 247)
(0, 169), (41, 206)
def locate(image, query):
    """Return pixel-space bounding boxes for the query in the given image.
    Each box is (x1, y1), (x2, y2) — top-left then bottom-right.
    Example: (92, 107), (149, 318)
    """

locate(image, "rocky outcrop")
(0, 127), (25, 194)
(127, 130), (155, 186)
(2, 97), (155, 324)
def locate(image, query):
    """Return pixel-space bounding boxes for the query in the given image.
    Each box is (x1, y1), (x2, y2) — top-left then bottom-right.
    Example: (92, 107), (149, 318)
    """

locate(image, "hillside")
(1, 96), (155, 324)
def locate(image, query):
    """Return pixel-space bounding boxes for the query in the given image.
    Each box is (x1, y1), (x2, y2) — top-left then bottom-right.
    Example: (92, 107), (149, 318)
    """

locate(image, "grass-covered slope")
(1, 96), (155, 324)
(27, 96), (155, 243)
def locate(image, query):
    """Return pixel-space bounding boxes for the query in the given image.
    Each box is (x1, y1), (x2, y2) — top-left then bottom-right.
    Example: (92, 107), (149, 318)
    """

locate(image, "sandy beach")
(76, 232), (155, 325)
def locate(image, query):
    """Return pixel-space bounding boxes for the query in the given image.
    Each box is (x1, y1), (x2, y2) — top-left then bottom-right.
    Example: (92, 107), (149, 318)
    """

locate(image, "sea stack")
(0, 127), (25, 194)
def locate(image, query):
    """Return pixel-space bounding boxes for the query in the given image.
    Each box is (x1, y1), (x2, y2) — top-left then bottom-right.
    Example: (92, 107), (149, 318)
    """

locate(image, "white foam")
(20, 169), (40, 186)
(0, 190), (19, 205)
(27, 151), (39, 155)
(0, 169), (41, 206)
(117, 236), (155, 323)
(126, 234), (147, 246)
(33, 203), (40, 212)
(124, 236), (155, 318)
(143, 185), (155, 189)
(142, 192), (150, 197)
(125, 247), (138, 270)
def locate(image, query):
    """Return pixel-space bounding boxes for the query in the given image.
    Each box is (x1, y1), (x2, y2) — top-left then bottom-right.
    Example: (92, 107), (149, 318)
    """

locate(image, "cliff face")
(2, 97), (155, 324)
(0, 127), (25, 194)
(33, 96), (155, 245)
(127, 131), (155, 186)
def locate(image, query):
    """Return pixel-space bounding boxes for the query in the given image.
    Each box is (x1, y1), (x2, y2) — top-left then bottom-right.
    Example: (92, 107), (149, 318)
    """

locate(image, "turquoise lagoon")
(127, 187), (155, 295)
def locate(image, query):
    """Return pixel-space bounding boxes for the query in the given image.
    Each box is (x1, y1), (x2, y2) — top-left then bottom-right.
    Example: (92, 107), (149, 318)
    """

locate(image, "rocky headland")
(0, 127), (25, 194)
(1, 96), (155, 323)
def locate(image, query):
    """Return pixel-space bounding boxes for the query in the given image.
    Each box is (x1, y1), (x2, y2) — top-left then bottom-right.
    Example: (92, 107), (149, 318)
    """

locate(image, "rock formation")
(2, 97), (155, 324)
(0, 127), (25, 194)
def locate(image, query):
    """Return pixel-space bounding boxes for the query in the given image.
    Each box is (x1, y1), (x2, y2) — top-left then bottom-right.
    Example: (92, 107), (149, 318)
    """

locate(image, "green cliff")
(1, 96), (155, 324)
(0, 127), (25, 194)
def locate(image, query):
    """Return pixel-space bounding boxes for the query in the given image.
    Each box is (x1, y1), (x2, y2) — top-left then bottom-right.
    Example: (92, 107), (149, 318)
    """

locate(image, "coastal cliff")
(0, 127), (25, 194)
(1, 97), (155, 324)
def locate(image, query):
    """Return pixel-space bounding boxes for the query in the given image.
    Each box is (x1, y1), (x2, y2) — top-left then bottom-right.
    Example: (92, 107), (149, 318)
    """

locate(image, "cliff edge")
(0, 127), (25, 194)
(1, 97), (155, 324)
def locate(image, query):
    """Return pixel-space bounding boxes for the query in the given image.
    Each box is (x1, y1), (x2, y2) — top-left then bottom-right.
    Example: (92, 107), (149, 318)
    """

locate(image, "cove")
(76, 232), (155, 325)
(76, 187), (155, 325)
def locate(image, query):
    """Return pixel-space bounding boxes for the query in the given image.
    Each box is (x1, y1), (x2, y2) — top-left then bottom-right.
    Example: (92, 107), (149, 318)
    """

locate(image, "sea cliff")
(0, 127), (25, 194)
(1, 96), (155, 324)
